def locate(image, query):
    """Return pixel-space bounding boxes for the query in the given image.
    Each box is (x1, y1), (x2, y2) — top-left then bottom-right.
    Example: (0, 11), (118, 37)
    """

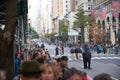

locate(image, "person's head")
(0, 70), (6, 80)
(40, 63), (55, 80)
(20, 61), (41, 80)
(63, 67), (82, 80)
(60, 56), (68, 67)
(52, 59), (63, 79)
(15, 53), (21, 59)
(44, 54), (51, 61)
(37, 57), (44, 65)
(93, 73), (112, 80)
(52, 59), (60, 69)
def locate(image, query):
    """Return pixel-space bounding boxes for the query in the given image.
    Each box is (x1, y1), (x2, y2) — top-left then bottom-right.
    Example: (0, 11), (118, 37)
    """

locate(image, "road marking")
(92, 57), (120, 60)
(68, 57), (120, 61)
(111, 76), (119, 80)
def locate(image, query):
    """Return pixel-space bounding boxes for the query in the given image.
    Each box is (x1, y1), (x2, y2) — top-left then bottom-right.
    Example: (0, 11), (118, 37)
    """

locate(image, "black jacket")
(82, 50), (92, 59)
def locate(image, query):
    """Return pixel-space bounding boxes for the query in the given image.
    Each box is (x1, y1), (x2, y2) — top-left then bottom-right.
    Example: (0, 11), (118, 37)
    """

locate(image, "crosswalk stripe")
(50, 54), (120, 60)
(91, 57), (120, 60)
(68, 57), (120, 61)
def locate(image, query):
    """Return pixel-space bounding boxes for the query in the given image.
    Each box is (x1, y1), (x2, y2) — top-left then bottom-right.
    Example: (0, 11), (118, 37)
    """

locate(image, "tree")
(73, 8), (94, 43)
(30, 27), (39, 38)
(60, 20), (68, 36)
(59, 20), (69, 42)
(89, 22), (106, 44)
(0, 0), (18, 79)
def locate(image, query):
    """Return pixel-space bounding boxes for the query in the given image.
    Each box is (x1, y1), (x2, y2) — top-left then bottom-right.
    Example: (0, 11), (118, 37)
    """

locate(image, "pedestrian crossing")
(68, 57), (120, 61)
(91, 57), (120, 60)
(50, 54), (120, 60)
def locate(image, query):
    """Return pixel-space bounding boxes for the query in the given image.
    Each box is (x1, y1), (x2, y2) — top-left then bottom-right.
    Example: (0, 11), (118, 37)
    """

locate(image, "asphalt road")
(43, 43), (120, 80)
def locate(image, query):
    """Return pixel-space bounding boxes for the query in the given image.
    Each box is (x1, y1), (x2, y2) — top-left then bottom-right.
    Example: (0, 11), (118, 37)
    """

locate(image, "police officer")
(82, 46), (92, 69)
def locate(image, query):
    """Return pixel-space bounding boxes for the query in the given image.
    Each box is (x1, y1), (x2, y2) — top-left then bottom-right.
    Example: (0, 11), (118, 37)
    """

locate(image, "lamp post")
(53, 16), (59, 44)
(63, 11), (71, 46)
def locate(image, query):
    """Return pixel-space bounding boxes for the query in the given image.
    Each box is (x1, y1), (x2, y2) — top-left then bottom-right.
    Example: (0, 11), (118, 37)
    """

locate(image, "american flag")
(112, 11), (119, 18)
(91, 11), (98, 20)
(112, 1), (120, 10)
(100, 5), (107, 21)
(112, 1), (120, 18)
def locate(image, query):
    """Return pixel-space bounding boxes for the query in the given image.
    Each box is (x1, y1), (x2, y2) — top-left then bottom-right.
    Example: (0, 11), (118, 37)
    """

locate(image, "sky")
(28, 0), (49, 20)
(28, 0), (50, 32)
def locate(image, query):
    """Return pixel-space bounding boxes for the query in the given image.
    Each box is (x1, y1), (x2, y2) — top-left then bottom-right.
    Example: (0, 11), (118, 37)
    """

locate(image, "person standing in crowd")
(41, 43), (45, 49)
(114, 43), (119, 55)
(55, 46), (59, 56)
(13, 53), (22, 80)
(39, 63), (57, 80)
(93, 73), (112, 80)
(59, 56), (69, 74)
(97, 44), (103, 54)
(63, 67), (93, 80)
(70, 47), (76, 60)
(0, 70), (6, 80)
(52, 58), (63, 80)
(19, 61), (41, 80)
(82, 45), (92, 69)
(62, 67), (81, 80)
(60, 46), (64, 55)
(75, 45), (82, 60)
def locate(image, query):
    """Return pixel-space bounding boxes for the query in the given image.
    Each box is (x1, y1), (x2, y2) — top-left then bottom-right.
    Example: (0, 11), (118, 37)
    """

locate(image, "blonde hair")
(40, 63), (57, 80)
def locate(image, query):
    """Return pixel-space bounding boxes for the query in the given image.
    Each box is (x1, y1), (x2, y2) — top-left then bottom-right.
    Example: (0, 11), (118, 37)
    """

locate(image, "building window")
(76, 1), (78, 5)
(107, 17), (110, 23)
(112, 16), (116, 22)
(66, 9), (68, 12)
(66, 5), (68, 7)
(66, 1), (68, 3)
(88, 7), (90, 10)
(89, 14), (91, 16)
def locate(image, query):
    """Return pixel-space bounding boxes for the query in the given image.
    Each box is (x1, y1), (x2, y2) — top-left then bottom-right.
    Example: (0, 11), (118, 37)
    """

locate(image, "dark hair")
(37, 57), (44, 64)
(63, 67), (83, 80)
(60, 56), (68, 61)
(94, 73), (112, 80)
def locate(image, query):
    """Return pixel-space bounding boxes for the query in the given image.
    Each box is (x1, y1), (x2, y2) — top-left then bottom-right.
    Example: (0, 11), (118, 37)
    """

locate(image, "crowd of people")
(0, 43), (115, 80)
(70, 43), (120, 56)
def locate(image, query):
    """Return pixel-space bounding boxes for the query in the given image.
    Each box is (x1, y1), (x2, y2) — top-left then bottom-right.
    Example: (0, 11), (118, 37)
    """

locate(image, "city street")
(44, 42), (120, 80)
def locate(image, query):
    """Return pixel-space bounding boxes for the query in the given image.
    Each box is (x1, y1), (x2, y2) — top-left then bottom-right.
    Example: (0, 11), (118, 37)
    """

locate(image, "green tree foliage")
(73, 8), (94, 42)
(30, 27), (39, 38)
(45, 32), (57, 39)
(73, 8), (94, 30)
(60, 20), (68, 35)
(59, 20), (69, 42)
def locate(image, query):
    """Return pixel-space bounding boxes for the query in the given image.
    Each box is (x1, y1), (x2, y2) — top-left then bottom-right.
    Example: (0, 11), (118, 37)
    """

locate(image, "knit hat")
(63, 67), (83, 80)
(20, 61), (41, 75)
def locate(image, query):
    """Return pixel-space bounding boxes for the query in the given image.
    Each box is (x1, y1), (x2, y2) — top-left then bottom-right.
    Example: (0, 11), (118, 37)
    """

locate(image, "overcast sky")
(28, 0), (49, 20)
